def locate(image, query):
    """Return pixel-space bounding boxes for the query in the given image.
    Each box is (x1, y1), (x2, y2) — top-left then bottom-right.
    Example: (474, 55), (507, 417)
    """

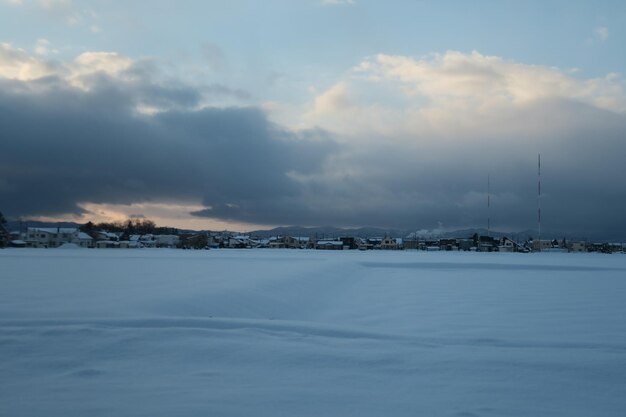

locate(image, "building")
(438, 238), (457, 251)
(24, 227), (93, 248)
(285, 236), (311, 249)
(499, 237), (527, 253)
(478, 236), (499, 252)
(315, 239), (344, 250)
(227, 235), (251, 248)
(380, 236), (399, 250)
(156, 234), (181, 248)
(565, 241), (585, 252)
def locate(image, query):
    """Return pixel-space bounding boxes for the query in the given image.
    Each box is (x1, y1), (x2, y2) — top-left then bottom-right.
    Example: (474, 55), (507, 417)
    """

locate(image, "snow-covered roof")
(28, 227), (78, 234)
(76, 232), (93, 240)
(316, 240), (343, 246)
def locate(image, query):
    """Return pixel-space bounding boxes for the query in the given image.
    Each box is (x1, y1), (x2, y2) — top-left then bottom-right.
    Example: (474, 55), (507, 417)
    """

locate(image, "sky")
(1, 0), (625, 238)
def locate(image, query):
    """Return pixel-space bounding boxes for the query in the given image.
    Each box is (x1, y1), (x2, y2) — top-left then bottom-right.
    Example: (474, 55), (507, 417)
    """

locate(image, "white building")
(24, 227), (93, 248)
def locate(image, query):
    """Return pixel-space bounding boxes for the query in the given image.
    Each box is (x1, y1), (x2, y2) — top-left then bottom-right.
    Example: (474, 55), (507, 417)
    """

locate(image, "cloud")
(0, 42), (60, 80)
(0, 45), (336, 229)
(289, 51), (626, 238)
(200, 41), (227, 72)
(303, 51), (625, 138)
(320, 0), (355, 5)
(38, 0), (89, 25)
(33, 38), (59, 56)
(0, 44), (250, 111)
(595, 26), (609, 42)
(4, 0), (100, 29)
(2, 47), (626, 239)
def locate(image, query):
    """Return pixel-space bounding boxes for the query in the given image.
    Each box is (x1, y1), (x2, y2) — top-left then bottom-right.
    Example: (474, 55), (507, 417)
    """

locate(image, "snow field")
(1, 249), (626, 416)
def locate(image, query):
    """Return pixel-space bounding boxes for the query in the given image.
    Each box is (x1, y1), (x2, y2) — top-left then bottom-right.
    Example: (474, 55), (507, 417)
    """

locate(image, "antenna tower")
(487, 173), (491, 237)
(538, 154), (541, 252)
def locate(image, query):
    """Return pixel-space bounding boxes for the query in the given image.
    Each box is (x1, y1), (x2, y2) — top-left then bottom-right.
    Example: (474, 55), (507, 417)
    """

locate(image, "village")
(2, 224), (625, 254)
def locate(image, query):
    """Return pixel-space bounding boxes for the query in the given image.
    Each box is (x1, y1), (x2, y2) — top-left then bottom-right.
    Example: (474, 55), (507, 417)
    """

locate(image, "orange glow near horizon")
(26, 202), (275, 233)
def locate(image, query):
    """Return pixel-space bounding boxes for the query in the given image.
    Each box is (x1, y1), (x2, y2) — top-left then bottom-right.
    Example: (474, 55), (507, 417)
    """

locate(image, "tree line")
(79, 218), (178, 239)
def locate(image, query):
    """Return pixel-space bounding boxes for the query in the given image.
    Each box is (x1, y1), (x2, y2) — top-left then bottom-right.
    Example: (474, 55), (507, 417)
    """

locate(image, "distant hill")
(7, 220), (622, 243)
(247, 225), (405, 239)
(7, 220), (82, 233)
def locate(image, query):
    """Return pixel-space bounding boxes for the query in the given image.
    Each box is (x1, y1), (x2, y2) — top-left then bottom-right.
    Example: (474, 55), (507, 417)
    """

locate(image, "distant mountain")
(247, 225), (405, 239)
(7, 220), (82, 233)
(7, 220), (622, 242)
(249, 225), (617, 242)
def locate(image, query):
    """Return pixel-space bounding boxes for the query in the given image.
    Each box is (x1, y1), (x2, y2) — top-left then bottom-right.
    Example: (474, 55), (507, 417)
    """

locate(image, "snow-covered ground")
(1, 249), (625, 417)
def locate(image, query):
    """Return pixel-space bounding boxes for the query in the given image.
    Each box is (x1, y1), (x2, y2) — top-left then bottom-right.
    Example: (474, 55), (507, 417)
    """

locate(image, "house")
(367, 237), (384, 250)
(403, 238), (419, 250)
(24, 227), (86, 248)
(0, 224), (8, 248)
(315, 239), (344, 250)
(9, 231), (26, 248)
(72, 232), (94, 248)
(438, 238), (457, 251)
(96, 231), (120, 242)
(182, 234), (209, 249)
(227, 235), (251, 248)
(380, 236), (398, 250)
(96, 240), (119, 248)
(338, 237), (358, 250)
(356, 238), (369, 250)
(478, 236), (499, 252)
(499, 237), (527, 253)
(156, 234), (180, 248)
(140, 234), (157, 248)
(458, 239), (475, 251)
(531, 239), (557, 252)
(567, 241), (586, 252)
(252, 238), (270, 248)
(117, 240), (140, 249)
(284, 236), (311, 249)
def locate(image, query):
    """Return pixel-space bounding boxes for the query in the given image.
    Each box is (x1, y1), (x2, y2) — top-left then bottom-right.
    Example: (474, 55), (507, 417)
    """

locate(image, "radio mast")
(487, 173), (491, 237)
(537, 154), (541, 252)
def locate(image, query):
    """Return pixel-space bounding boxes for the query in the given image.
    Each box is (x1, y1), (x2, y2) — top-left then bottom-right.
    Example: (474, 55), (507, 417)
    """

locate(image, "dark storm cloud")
(2, 61), (626, 240)
(0, 76), (336, 220)
(193, 99), (626, 239)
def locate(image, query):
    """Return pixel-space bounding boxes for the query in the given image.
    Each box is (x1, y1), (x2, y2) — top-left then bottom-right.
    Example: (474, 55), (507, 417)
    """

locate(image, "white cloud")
(0, 43), (250, 115)
(320, 0), (355, 5)
(595, 26), (609, 42)
(7, 0), (100, 28)
(0, 44), (132, 87)
(34, 38), (59, 55)
(0, 42), (58, 80)
(302, 51), (625, 140)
